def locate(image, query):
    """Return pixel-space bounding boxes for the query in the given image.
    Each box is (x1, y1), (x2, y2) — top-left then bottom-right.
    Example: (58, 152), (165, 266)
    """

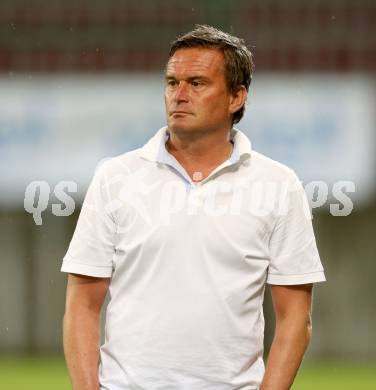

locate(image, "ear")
(228, 85), (247, 115)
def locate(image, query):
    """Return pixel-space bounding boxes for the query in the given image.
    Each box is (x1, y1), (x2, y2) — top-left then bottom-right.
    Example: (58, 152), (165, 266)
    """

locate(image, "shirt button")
(192, 171), (203, 182)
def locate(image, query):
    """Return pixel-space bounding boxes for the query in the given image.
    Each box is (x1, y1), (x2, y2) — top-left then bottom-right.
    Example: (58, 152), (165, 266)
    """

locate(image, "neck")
(166, 127), (234, 181)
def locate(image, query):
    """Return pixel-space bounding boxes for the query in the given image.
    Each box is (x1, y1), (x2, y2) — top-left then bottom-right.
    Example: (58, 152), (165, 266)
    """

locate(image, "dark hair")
(168, 24), (255, 125)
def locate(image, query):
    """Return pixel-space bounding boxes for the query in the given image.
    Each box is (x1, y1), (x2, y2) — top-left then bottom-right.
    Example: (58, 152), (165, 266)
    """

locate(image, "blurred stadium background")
(0, 0), (375, 389)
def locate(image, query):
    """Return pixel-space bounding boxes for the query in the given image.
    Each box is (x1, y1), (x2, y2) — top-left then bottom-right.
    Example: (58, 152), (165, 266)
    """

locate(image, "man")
(62, 25), (325, 390)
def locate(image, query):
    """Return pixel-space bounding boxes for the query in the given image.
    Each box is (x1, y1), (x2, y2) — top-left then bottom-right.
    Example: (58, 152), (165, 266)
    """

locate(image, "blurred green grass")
(0, 356), (70, 390)
(292, 361), (376, 390)
(0, 356), (375, 389)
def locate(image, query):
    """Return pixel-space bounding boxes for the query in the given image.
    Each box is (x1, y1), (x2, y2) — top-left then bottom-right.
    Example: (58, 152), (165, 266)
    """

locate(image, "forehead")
(166, 47), (225, 77)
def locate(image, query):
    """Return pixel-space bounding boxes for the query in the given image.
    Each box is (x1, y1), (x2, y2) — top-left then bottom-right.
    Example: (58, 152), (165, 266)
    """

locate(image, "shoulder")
(83, 147), (153, 203)
(93, 148), (147, 179)
(249, 150), (299, 185)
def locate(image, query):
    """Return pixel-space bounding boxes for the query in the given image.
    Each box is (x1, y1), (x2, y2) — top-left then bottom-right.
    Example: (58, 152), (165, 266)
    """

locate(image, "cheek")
(164, 93), (173, 111)
(205, 96), (230, 117)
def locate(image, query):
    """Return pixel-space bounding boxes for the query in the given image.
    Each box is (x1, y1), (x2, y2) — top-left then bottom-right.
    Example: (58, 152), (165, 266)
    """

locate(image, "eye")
(191, 80), (201, 87)
(166, 79), (177, 87)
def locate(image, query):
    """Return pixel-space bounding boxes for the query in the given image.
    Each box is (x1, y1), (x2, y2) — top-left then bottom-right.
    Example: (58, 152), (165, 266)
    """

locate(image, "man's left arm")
(260, 283), (313, 390)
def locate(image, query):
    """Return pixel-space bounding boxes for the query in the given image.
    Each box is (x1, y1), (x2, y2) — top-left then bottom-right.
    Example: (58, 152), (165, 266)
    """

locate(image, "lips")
(170, 111), (192, 116)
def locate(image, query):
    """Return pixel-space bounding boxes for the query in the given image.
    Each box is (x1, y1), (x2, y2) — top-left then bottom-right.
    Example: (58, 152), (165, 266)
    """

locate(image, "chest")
(111, 175), (278, 262)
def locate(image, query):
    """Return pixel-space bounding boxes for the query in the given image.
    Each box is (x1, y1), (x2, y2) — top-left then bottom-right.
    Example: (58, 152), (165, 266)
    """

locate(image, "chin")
(168, 119), (197, 133)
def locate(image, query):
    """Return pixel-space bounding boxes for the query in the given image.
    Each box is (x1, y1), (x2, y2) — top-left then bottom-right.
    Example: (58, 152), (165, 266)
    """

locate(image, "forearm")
(260, 320), (311, 390)
(63, 308), (101, 390)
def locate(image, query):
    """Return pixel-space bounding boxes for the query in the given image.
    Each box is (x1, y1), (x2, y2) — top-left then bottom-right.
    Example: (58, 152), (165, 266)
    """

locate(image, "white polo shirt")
(62, 127), (325, 390)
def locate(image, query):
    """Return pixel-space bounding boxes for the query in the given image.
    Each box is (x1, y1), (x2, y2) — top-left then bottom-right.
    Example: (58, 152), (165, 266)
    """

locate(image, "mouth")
(170, 111), (192, 116)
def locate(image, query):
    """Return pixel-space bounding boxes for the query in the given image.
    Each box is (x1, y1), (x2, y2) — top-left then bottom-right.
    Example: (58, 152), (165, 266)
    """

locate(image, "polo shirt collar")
(140, 126), (252, 165)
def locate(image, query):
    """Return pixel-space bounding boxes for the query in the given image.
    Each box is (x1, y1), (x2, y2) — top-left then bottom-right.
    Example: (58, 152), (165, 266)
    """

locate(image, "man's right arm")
(63, 273), (110, 390)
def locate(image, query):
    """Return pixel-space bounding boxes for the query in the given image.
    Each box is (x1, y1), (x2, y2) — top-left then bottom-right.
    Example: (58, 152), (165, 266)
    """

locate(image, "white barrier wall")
(0, 73), (375, 208)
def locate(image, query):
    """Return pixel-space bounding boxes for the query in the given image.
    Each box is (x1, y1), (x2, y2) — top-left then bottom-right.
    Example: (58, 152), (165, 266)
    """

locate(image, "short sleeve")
(267, 173), (326, 285)
(61, 163), (116, 277)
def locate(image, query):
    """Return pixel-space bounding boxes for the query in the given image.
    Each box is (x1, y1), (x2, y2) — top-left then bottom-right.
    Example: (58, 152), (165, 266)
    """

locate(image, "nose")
(174, 81), (189, 103)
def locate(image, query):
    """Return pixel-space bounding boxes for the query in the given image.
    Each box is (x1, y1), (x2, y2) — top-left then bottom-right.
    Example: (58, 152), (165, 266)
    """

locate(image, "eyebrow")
(165, 75), (210, 82)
